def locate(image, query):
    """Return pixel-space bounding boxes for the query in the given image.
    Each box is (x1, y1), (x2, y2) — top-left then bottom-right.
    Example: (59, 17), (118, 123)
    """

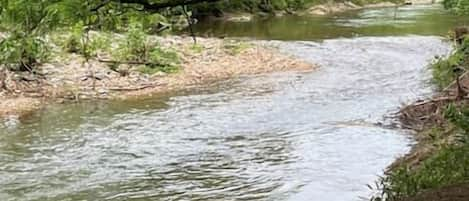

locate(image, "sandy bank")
(0, 36), (315, 118)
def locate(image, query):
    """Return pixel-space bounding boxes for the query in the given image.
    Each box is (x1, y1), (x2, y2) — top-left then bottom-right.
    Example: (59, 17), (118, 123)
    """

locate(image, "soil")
(399, 183), (469, 201)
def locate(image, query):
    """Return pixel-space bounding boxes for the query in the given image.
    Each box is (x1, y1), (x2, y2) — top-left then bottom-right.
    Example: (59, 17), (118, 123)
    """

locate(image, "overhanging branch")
(93, 0), (222, 12)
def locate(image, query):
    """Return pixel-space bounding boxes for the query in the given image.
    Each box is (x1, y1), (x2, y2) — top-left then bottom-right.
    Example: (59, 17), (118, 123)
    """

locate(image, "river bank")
(0, 36), (314, 118)
(306, 0), (444, 15)
(202, 0), (443, 23)
(372, 37), (469, 201)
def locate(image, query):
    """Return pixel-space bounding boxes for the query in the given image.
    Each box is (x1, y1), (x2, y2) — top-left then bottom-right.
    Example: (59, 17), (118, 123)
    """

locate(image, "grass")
(373, 145), (469, 201)
(189, 44), (204, 53)
(372, 103), (469, 201)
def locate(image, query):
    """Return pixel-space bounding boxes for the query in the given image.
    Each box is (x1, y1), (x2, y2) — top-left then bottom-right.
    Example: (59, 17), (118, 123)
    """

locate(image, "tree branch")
(93, 0), (221, 12)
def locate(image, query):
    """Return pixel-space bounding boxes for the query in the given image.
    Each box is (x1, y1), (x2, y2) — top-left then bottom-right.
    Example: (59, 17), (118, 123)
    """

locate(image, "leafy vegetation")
(431, 37), (469, 89)
(0, 0), (62, 71)
(444, 0), (469, 14)
(0, 0), (187, 74)
(113, 21), (180, 74)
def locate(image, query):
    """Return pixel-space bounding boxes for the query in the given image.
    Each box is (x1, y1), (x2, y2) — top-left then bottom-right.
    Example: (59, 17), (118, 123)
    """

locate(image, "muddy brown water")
(0, 4), (462, 201)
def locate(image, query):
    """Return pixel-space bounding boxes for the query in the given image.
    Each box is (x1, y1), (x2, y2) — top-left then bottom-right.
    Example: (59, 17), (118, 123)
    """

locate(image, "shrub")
(444, 0), (469, 14)
(113, 21), (180, 75)
(0, 0), (60, 71)
(431, 37), (469, 90)
(63, 22), (85, 53)
(114, 21), (149, 62)
(0, 34), (50, 71)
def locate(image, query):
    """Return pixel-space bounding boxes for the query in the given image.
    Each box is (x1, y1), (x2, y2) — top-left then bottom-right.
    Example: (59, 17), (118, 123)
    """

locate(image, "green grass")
(374, 145), (469, 201)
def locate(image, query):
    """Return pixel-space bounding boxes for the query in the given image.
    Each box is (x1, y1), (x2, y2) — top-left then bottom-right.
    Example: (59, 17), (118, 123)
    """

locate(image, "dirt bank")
(0, 36), (314, 118)
(399, 183), (469, 201)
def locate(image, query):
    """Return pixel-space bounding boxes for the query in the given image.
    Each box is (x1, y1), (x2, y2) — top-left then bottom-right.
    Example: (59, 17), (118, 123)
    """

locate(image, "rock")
(308, 5), (329, 15)
(98, 89), (109, 94)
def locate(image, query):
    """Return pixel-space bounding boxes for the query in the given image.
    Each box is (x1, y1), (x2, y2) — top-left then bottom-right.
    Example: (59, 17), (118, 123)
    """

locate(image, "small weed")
(189, 44), (204, 53)
(223, 40), (251, 55)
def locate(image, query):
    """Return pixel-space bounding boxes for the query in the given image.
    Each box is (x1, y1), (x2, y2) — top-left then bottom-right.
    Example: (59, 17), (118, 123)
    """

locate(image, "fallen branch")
(97, 58), (165, 66)
(108, 83), (165, 91)
(98, 58), (148, 65)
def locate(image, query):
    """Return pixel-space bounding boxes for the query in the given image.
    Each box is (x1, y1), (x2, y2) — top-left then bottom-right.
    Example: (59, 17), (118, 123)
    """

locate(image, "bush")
(113, 21), (180, 75)
(114, 22), (149, 62)
(444, 0), (469, 14)
(0, 33), (50, 71)
(431, 37), (469, 90)
(63, 22), (85, 53)
(0, 0), (61, 71)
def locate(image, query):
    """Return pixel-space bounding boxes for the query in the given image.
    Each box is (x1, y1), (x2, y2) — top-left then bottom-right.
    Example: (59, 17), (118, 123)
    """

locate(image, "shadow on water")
(0, 4), (459, 201)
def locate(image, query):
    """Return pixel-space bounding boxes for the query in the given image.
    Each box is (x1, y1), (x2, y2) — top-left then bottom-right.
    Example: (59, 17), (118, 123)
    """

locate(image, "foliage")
(0, 34), (50, 71)
(114, 22), (149, 62)
(192, 0), (316, 14)
(431, 52), (464, 89)
(63, 22), (85, 53)
(189, 44), (204, 53)
(114, 21), (180, 74)
(431, 37), (469, 90)
(0, 0), (63, 70)
(444, 0), (469, 14)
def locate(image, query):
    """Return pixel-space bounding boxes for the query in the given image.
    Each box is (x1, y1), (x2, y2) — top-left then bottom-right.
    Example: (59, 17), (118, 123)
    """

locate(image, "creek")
(0, 4), (464, 201)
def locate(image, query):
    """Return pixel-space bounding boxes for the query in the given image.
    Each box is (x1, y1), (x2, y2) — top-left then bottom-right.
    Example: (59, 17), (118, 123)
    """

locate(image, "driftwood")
(98, 58), (152, 65)
(108, 84), (162, 91)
